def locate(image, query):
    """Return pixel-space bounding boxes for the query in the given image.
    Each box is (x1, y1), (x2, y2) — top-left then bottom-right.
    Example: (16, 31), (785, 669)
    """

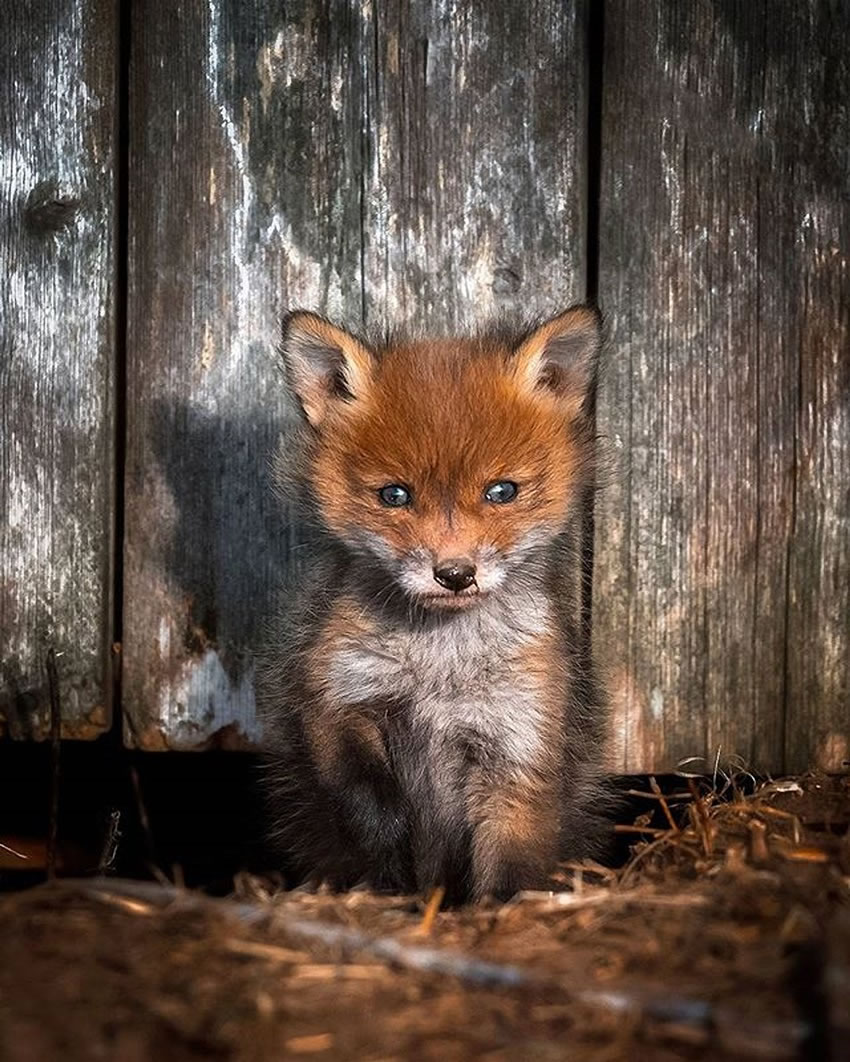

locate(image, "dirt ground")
(1, 772), (848, 1061)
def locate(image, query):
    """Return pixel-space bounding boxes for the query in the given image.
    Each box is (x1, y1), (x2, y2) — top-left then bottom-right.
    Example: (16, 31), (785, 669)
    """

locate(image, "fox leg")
(468, 771), (560, 901)
(306, 712), (413, 891)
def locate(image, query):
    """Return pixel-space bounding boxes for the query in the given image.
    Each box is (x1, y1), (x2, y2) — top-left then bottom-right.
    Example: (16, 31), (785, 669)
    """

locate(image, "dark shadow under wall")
(0, 740), (268, 892)
(0, 732), (681, 893)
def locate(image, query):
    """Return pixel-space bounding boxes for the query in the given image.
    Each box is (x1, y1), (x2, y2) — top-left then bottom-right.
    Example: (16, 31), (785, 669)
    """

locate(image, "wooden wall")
(594, 0), (850, 773)
(2, 0), (848, 773)
(0, 0), (117, 740)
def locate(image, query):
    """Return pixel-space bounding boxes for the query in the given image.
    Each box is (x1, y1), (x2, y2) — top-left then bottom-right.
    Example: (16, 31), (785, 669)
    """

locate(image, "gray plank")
(0, 0), (116, 739)
(124, 0), (591, 749)
(361, 0), (589, 330)
(123, 0), (366, 747)
(594, 0), (849, 773)
(783, 4), (850, 773)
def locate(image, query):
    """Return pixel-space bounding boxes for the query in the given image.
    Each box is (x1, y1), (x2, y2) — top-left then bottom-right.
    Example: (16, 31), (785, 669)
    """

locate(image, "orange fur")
(306, 331), (589, 570)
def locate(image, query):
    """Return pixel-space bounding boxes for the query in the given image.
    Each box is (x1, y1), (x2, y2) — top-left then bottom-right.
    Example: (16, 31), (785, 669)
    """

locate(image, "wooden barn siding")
(0, 0), (117, 739)
(2, 1), (846, 772)
(594, 0), (850, 773)
(121, 0), (590, 748)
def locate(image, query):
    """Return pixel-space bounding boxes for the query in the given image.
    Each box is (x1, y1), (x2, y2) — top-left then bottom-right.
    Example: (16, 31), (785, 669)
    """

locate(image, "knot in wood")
(25, 181), (80, 235)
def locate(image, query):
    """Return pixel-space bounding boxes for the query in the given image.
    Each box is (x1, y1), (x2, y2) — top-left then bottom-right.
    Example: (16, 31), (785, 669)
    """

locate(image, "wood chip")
(284, 1033), (335, 1054)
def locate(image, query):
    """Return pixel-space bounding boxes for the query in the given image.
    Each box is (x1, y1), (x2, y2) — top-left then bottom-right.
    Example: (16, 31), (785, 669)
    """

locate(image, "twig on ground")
(687, 779), (714, 857)
(97, 810), (122, 874)
(748, 818), (770, 864)
(625, 788), (693, 803)
(618, 834), (682, 887)
(614, 824), (671, 838)
(511, 889), (710, 910)
(45, 648), (62, 880)
(649, 776), (679, 832)
(0, 841), (27, 860)
(128, 766), (171, 886)
(416, 885), (445, 936)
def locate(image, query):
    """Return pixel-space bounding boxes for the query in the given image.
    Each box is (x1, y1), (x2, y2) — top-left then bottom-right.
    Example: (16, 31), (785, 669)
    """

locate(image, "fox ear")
(281, 311), (375, 427)
(512, 306), (602, 414)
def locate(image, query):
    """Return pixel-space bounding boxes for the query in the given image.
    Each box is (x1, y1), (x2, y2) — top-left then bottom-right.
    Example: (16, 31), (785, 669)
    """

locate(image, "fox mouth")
(416, 588), (484, 610)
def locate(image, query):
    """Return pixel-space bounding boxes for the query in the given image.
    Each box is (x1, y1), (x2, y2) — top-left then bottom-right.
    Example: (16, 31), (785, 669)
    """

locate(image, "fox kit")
(258, 306), (610, 902)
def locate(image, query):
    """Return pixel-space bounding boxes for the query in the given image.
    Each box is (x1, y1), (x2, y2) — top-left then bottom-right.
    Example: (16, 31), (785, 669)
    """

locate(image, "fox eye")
(484, 480), (518, 504)
(378, 484), (411, 507)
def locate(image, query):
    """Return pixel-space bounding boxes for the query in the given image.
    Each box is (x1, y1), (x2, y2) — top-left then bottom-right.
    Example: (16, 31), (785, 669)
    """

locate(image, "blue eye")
(378, 484), (411, 507)
(484, 480), (518, 504)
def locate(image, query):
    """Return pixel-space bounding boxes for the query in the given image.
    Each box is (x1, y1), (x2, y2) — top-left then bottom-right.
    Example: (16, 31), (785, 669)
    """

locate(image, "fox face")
(281, 308), (601, 610)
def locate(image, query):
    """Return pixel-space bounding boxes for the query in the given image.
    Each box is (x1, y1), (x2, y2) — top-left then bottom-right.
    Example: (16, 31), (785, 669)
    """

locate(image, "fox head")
(279, 307), (602, 610)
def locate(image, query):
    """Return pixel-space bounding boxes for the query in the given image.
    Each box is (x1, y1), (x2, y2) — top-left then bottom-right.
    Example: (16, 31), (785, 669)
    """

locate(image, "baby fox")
(258, 306), (611, 902)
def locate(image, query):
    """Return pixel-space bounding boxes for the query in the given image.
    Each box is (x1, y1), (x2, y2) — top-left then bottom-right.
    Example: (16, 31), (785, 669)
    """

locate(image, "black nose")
(433, 559), (477, 593)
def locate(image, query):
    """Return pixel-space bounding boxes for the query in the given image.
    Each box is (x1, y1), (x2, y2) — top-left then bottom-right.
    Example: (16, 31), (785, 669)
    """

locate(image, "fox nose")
(433, 559), (477, 593)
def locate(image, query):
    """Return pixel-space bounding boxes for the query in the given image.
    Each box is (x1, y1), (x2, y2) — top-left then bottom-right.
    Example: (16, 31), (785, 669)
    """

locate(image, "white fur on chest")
(325, 596), (556, 766)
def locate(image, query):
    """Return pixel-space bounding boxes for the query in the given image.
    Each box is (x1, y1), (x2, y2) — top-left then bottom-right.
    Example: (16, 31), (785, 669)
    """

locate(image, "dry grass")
(1, 772), (848, 1061)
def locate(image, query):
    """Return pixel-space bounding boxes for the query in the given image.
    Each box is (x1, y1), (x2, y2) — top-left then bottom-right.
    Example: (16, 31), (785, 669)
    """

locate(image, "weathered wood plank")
(0, 0), (116, 739)
(124, 0), (590, 748)
(361, 0), (589, 329)
(594, 0), (849, 773)
(123, 0), (367, 747)
(783, 3), (850, 773)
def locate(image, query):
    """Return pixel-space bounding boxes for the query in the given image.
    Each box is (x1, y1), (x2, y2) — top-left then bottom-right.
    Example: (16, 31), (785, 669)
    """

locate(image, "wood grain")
(123, 0), (590, 748)
(782, 3), (850, 773)
(0, 0), (116, 739)
(123, 0), (367, 748)
(594, 0), (849, 773)
(361, 0), (588, 330)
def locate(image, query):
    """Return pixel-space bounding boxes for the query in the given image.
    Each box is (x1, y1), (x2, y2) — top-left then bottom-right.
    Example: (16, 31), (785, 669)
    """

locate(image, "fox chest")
(324, 606), (557, 767)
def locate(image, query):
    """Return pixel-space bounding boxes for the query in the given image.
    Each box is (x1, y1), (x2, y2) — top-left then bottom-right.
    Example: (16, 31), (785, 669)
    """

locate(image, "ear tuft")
(281, 311), (375, 427)
(513, 305), (602, 414)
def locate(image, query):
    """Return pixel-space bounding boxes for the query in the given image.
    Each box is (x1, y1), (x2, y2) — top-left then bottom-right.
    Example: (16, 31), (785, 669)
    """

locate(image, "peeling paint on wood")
(594, 1), (850, 773)
(122, 0), (589, 749)
(0, 0), (116, 739)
